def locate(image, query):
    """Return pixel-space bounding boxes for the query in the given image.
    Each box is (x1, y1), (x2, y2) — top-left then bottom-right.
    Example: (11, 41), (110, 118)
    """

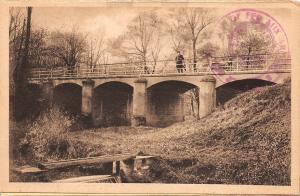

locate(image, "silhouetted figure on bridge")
(175, 51), (185, 73)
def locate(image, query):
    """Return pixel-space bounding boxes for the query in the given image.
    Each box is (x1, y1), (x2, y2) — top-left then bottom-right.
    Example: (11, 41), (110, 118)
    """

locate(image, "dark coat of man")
(175, 52), (185, 72)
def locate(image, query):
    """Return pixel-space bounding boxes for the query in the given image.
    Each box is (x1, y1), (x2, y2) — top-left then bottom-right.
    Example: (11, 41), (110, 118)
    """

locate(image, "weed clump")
(19, 107), (103, 162)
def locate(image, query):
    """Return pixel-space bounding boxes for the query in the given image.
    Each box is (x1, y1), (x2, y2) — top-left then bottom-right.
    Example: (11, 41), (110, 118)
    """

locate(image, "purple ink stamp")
(212, 8), (290, 84)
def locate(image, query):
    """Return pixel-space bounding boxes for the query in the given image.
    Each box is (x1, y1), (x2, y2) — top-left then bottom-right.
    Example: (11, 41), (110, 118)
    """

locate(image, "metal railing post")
(50, 68), (53, 78)
(63, 67), (66, 77)
(236, 56), (239, 71)
(265, 54), (268, 71)
(208, 56), (212, 72)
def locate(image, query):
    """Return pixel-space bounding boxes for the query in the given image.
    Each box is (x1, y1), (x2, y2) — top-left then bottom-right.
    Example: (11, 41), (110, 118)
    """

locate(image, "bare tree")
(178, 8), (214, 71)
(28, 28), (49, 68)
(13, 7), (32, 89)
(149, 30), (163, 73)
(9, 8), (26, 47)
(85, 32), (106, 70)
(9, 8), (26, 91)
(48, 27), (87, 69)
(218, 18), (274, 58)
(236, 30), (273, 56)
(166, 11), (189, 54)
(198, 42), (219, 58)
(9, 7), (33, 120)
(168, 8), (214, 119)
(112, 11), (163, 73)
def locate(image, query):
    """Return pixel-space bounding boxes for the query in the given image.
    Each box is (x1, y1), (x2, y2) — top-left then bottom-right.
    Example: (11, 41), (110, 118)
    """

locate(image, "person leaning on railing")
(175, 51), (185, 73)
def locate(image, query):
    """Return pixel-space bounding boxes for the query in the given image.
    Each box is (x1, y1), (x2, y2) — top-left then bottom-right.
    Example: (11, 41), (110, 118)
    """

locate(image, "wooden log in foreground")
(13, 165), (47, 174)
(39, 153), (136, 170)
(53, 175), (121, 183)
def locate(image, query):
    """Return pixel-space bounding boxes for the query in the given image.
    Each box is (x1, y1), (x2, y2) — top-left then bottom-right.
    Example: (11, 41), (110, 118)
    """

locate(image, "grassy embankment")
(17, 81), (291, 185)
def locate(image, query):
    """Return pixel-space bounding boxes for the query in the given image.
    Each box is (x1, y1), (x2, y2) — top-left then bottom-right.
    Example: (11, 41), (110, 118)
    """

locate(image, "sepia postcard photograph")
(0, 0), (299, 195)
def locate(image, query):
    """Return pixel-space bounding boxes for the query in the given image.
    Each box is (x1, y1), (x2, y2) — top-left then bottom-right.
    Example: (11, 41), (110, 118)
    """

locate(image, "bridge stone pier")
(199, 76), (216, 118)
(132, 78), (147, 126)
(82, 79), (94, 117)
(41, 81), (54, 106)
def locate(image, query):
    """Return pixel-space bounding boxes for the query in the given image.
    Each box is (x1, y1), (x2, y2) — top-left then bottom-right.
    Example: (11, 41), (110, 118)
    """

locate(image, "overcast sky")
(18, 7), (291, 62)
(29, 7), (290, 37)
(31, 7), (163, 38)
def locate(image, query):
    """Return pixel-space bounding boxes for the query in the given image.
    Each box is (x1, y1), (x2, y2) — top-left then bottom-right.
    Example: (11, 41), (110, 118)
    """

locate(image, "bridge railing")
(28, 53), (291, 80)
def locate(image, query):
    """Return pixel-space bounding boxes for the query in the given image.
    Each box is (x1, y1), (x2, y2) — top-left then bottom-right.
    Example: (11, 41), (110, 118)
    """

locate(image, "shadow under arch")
(147, 80), (198, 127)
(216, 79), (275, 105)
(93, 81), (133, 127)
(53, 83), (82, 115)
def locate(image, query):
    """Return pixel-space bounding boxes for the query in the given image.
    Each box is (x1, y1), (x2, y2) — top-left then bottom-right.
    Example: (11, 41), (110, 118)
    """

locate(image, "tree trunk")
(13, 19), (26, 84)
(192, 40), (197, 71)
(195, 88), (200, 119)
(19, 7), (32, 86)
(14, 7), (32, 120)
(191, 40), (200, 119)
(190, 92), (195, 116)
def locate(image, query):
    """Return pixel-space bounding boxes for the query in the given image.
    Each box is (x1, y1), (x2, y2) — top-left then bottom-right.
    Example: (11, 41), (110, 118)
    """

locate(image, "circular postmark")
(211, 8), (290, 85)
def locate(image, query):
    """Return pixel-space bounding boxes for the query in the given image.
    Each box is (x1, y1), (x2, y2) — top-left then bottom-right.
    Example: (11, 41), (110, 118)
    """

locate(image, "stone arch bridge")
(28, 54), (291, 127)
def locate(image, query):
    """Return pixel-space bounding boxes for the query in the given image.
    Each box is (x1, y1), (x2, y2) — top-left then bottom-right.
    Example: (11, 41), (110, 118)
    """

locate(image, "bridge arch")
(92, 81), (133, 127)
(215, 72), (289, 88)
(147, 80), (197, 92)
(53, 83), (82, 115)
(147, 77), (201, 89)
(216, 78), (275, 105)
(53, 80), (83, 88)
(146, 80), (198, 127)
(94, 79), (134, 89)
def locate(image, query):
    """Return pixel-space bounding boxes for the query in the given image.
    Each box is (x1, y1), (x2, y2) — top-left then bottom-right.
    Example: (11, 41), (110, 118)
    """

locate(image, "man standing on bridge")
(175, 51), (185, 73)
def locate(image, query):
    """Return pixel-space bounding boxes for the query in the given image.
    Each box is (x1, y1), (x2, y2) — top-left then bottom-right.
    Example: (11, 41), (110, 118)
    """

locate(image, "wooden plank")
(53, 175), (117, 183)
(39, 153), (136, 170)
(13, 165), (46, 174)
(135, 155), (156, 160)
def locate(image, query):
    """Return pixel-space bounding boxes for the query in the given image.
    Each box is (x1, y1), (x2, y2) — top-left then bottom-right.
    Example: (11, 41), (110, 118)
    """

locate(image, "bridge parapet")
(28, 53), (291, 82)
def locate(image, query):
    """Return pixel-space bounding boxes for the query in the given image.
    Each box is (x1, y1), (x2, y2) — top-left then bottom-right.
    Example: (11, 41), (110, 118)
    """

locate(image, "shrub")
(19, 107), (80, 162)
